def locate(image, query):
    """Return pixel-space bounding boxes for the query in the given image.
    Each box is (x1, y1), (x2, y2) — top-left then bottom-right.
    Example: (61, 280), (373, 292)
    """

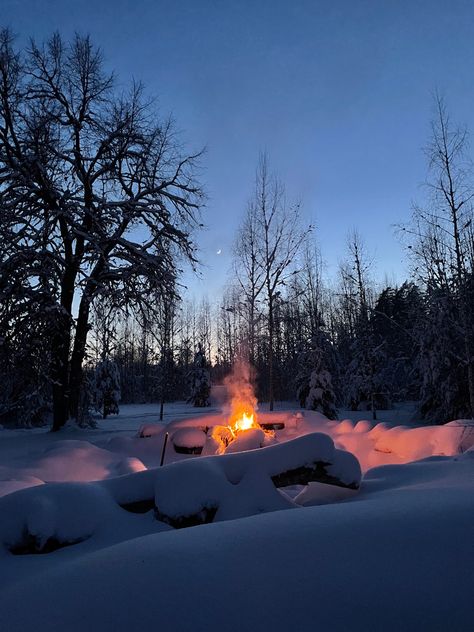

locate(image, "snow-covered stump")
(153, 432), (361, 528)
(171, 428), (207, 454)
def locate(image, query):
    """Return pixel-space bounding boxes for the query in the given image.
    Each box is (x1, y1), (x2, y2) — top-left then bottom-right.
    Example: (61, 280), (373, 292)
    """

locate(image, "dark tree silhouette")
(0, 30), (204, 430)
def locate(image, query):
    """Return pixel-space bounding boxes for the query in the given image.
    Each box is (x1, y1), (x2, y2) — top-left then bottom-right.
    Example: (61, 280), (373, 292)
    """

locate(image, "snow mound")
(354, 419), (372, 433)
(26, 440), (147, 483)
(0, 483), (119, 553)
(153, 433), (361, 527)
(280, 411), (474, 471)
(137, 424), (165, 438)
(335, 419), (354, 434)
(373, 424), (474, 461)
(171, 428), (207, 452)
(114, 457), (147, 475)
(444, 420), (474, 452)
(0, 440), (148, 498)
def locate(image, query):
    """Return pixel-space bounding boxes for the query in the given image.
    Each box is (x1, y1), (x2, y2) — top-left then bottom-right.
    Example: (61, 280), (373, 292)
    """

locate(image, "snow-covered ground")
(0, 401), (473, 631)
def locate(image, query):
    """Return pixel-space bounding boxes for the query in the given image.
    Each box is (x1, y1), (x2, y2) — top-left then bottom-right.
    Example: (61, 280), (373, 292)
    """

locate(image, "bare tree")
(338, 231), (386, 418)
(215, 284), (242, 370)
(235, 154), (308, 409)
(0, 31), (204, 430)
(300, 242), (325, 337)
(233, 201), (265, 365)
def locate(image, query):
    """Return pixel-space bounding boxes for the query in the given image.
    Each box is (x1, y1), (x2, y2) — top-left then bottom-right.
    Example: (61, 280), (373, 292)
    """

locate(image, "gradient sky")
(3, 0), (474, 299)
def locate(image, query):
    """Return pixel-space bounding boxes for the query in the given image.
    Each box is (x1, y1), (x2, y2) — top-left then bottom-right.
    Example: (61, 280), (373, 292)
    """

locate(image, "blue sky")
(3, 0), (474, 298)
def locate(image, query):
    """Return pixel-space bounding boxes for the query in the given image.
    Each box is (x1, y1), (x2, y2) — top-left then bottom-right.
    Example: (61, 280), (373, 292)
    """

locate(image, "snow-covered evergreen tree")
(296, 335), (337, 419)
(188, 344), (211, 407)
(371, 283), (423, 402)
(0, 301), (52, 427)
(94, 360), (121, 419)
(76, 373), (96, 428)
(417, 289), (469, 422)
(344, 332), (390, 414)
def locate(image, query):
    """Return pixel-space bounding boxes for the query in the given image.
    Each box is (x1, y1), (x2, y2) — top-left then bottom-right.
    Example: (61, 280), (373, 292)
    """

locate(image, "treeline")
(103, 97), (474, 426)
(90, 241), (422, 421)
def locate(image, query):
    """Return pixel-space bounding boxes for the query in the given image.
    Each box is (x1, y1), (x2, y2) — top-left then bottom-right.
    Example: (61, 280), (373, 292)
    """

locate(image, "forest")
(1, 31), (474, 430)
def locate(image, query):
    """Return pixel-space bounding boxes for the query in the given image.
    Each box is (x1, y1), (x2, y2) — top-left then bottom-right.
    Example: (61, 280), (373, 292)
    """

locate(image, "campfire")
(172, 360), (284, 455)
(231, 411), (257, 434)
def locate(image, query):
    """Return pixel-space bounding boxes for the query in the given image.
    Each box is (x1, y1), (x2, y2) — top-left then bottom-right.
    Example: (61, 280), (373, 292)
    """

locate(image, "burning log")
(154, 432), (361, 528)
(223, 427), (267, 454)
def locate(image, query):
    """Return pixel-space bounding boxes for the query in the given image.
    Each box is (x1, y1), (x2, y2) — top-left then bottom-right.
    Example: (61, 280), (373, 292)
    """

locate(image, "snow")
(0, 450), (472, 631)
(171, 427), (207, 450)
(0, 439), (146, 497)
(0, 401), (473, 630)
(294, 480), (359, 506)
(153, 432), (361, 524)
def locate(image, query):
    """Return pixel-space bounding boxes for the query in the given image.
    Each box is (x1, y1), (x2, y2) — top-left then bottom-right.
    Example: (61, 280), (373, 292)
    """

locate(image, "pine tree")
(94, 360), (121, 419)
(372, 283), (423, 402)
(418, 289), (469, 422)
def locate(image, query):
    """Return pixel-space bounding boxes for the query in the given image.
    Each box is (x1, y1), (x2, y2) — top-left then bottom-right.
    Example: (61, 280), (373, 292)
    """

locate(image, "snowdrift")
(0, 450), (473, 632)
(143, 410), (474, 472)
(0, 432), (361, 552)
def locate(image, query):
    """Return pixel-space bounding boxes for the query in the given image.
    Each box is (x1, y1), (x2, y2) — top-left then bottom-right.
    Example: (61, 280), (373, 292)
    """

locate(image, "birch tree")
(235, 154), (307, 409)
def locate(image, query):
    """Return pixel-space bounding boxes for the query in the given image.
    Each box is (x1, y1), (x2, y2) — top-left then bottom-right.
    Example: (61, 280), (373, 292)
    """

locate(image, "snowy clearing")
(0, 402), (473, 631)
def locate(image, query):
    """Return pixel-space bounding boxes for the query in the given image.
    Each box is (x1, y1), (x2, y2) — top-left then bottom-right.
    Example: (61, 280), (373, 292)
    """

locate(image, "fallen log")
(153, 433), (361, 528)
(270, 461), (359, 490)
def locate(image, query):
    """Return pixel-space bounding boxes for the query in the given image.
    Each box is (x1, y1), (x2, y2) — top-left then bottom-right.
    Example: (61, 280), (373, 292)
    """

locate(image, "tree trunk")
(69, 296), (92, 420)
(268, 297), (274, 411)
(51, 290), (74, 432)
(467, 363), (474, 417)
(50, 249), (77, 430)
(51, 327), (70, 432)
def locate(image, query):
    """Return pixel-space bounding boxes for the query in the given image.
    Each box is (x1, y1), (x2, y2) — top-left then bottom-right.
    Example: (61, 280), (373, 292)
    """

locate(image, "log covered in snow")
(154, 432), (361, 528)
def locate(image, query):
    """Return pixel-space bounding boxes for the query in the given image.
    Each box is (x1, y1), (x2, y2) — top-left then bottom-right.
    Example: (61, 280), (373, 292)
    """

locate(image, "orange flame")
(232, 411), (256, 433)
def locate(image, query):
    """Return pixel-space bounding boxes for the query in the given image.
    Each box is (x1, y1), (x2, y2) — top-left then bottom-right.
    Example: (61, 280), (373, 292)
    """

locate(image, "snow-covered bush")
(305, 368), (337, 418)
(187, 345), (211, 407)
(94, 360), (121, 419)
